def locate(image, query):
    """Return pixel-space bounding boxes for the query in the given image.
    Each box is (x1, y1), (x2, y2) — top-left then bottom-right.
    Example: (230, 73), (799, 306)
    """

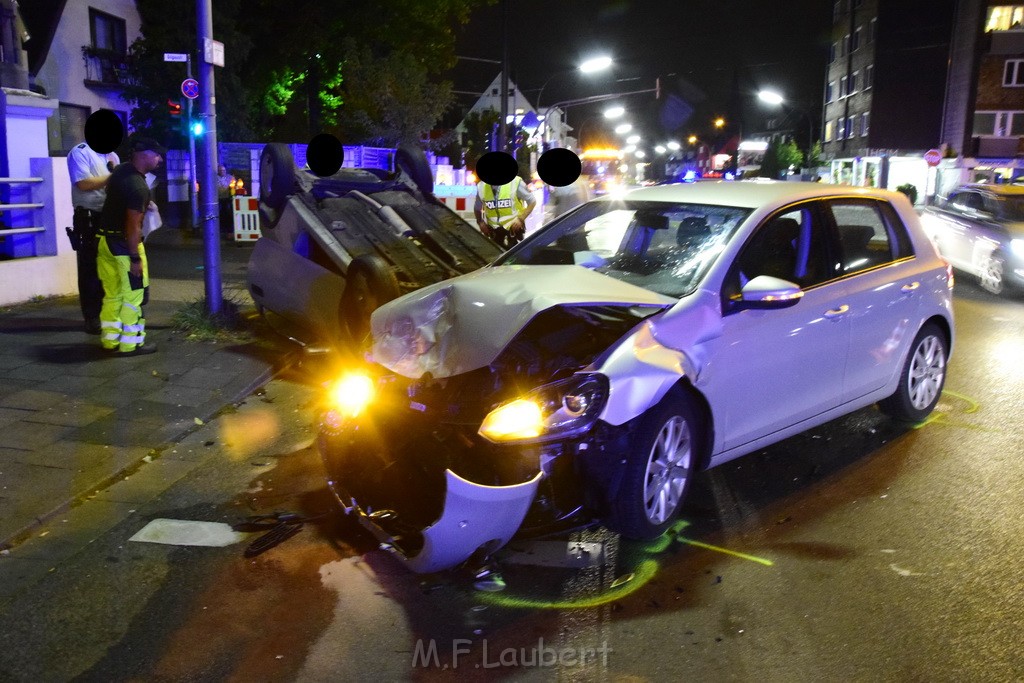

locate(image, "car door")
(935, 191), (981, 269)
(703, 202), (850, 452)
(824, 198), (922, 403)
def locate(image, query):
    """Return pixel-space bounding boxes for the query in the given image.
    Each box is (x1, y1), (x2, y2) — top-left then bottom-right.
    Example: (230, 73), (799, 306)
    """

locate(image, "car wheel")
(341, 254), (401, 348)
(607, 393), (700, 539)
(978, 252), (1006, 295)
(877, 322), (947, 423)
(395, 144), (434, 195)
(259, 143), (297, 212)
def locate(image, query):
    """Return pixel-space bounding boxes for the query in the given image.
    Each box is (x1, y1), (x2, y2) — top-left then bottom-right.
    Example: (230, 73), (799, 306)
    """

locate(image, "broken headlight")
(478, 374), (609, 444)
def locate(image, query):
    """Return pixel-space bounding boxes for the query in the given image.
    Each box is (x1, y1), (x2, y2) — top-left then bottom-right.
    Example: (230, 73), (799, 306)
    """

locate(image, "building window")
(837, 117), (846, 140)
(986, 6), (1024, 31)
(1004, 59), (1024, 86)
(865, 64), (873, 89)
(852, 27), (861, 51)
(89, 9), (126, 54)
(825, 120), (834, 142)
(840, 75), (848, 97)
(869, 18), (876, 43)
(843, 34), (850, 56)
(830, 42), (837, 63)
(833, 1), (841, 22)
(826, 81), (835, 102)
(973, 112), (999, 135)
(850, 71), (859, 94)
(847, 116), (856, 139)
(861, 112), (869, 137)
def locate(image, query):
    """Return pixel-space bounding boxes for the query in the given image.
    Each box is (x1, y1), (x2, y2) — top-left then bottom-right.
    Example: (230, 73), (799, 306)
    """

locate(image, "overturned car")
(319, 181), (955, 573)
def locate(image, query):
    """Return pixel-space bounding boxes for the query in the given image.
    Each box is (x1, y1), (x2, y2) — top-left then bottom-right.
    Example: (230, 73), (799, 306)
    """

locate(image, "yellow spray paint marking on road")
(481, 520), (773, 610)
(914, 389), (996, 432)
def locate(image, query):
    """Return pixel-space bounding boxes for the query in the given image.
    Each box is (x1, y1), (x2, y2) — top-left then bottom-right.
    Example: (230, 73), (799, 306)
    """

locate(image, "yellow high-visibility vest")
(478, 177), (526, 228)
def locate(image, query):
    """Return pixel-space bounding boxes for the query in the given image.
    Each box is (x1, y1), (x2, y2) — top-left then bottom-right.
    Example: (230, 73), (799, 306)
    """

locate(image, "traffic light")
(167, 98), (182, 117)
(190, 120), (205, 137)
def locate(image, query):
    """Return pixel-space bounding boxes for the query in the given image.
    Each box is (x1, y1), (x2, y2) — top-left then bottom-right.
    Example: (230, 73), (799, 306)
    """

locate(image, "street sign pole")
(197, 0), (222, 314)
(186, 55), (198, 230)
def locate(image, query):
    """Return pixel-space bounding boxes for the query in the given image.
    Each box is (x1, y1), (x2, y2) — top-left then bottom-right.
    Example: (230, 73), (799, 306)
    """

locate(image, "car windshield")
(495, 200), (751, 298)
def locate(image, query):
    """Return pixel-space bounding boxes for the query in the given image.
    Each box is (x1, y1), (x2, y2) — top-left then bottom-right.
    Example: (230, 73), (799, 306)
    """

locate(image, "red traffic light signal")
(167, 98), (182, 116)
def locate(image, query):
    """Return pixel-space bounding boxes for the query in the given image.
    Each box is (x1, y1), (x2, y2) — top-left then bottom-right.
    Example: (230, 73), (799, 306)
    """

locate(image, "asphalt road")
(0, 278), (1021, 682)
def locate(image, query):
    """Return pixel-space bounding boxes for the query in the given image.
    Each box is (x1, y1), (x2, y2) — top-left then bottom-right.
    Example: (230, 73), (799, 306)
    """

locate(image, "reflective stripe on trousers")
(97, 237), (148, 352)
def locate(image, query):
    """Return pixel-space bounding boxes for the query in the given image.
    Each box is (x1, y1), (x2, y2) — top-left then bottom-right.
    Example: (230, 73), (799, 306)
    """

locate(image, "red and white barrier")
(233, 196), (260, 241)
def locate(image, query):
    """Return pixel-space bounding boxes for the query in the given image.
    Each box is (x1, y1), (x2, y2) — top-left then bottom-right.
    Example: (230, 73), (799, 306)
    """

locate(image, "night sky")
(448, 0), (834, 148)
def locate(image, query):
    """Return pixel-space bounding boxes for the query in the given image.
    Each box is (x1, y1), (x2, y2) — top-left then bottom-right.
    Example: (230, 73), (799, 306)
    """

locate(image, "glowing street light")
(580, 55), (613, 73)
(714, 117), (726, 129)
(614, 123), (633, 135)
(688, 135), (698, 144)
(623, 144), (637, 153)
(635, 150), (646, 158)
(604, 106), (625, 119)
(667, 140), (681, 151)
(626, 134), (641, 144)
(655, 145), (667, 154)
(757, 89), (785, 106)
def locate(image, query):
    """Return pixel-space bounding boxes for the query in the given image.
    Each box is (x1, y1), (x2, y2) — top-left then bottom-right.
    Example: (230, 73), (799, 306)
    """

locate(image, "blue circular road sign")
(181, 78), (199, 100)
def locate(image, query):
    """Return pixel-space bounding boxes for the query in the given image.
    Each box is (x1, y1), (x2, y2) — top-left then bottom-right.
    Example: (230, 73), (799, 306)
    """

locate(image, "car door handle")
(901, 282), (920, 292)
(824, 304), (849, 319)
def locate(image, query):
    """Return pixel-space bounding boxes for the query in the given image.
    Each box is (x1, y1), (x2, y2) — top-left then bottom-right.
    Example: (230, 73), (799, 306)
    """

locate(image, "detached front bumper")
(319, 412), (548, 573)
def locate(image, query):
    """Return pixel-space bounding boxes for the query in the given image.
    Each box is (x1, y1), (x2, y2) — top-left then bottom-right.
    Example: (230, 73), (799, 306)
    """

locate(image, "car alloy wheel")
(907, 333), (945, 411)
(979, 254), (1005, 295)
(607, 392), (701, 539)
(878, 322), (947, 423)
(642, 415), (692, 525)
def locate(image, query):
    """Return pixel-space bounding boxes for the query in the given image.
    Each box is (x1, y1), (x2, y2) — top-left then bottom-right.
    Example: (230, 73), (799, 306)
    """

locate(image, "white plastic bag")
(142, 202), (162, 238)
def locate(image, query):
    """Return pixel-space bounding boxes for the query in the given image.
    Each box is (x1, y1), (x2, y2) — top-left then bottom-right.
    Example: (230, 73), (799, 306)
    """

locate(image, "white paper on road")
(128, 518), (247, 547)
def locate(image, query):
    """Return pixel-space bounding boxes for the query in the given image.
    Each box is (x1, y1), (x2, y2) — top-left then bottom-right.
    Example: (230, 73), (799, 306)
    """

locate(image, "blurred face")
(136, 149), (163, 172)
(218, 165), (226, 175)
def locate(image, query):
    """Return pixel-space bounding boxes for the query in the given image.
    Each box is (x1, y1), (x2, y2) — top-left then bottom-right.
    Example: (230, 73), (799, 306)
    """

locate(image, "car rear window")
(827, 199), (912, 274)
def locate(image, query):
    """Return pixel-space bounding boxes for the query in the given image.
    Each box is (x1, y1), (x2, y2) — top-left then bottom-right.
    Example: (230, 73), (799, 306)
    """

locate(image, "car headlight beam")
(479, 374), (609, 444)
(328, 372), (376, 419)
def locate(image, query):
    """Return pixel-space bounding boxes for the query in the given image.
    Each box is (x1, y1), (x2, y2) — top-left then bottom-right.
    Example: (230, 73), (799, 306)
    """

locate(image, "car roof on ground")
(601, 179), (899, 209)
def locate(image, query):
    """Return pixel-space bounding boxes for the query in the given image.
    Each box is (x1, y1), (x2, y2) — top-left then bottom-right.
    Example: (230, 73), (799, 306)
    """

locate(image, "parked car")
(920, 183), (1024, 295)
(247, 143), (503, 347)
(318, 180), (955, 574)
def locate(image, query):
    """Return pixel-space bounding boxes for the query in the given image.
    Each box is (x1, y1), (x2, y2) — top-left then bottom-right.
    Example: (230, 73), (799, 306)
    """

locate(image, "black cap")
(131, 137), (167, 157)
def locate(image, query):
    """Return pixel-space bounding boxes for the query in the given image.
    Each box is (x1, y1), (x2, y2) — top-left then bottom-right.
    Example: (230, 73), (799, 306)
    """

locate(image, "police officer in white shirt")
(67, 141), (119, 335)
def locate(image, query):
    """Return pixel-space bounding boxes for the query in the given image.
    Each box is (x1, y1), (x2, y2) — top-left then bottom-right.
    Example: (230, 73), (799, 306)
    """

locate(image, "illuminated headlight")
(478, 374), (609, 444)
(1010, 238), (1024, 258)
(326, 372), (376, 420)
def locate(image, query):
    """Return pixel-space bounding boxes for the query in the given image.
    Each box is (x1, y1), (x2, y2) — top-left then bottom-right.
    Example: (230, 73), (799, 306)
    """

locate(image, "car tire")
(877, 322), (947, 423)
(259, 143), (297, 212)
(606, 391), (700, 539)
(978, 252), (1006, 296)
(341, 254), (401, 348)
(395, 144), (434, 195)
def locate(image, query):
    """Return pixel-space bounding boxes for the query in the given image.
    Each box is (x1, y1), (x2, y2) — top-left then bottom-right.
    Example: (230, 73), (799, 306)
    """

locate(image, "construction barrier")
(233, 196), (260, 241)
(438, 194), (477, 225)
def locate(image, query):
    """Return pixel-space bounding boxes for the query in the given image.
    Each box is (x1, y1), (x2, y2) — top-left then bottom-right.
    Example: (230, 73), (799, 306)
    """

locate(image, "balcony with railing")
(81, 46), (140, 89)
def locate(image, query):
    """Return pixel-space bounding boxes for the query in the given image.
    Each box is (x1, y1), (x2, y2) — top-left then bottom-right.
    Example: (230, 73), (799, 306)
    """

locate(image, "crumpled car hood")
(370, 265), (676, 378)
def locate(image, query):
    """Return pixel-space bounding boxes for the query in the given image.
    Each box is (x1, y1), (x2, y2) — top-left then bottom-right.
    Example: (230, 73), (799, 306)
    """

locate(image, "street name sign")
(163, 53), (188, 62)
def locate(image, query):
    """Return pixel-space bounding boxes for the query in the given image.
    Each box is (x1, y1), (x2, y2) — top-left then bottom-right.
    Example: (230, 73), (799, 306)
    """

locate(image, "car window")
(949, 191), (983, 214)
(726, 204), (832, 298)
(499, 200), (751, 298)
(827, 200), (903, 274)
(992, 195), (1024, 221)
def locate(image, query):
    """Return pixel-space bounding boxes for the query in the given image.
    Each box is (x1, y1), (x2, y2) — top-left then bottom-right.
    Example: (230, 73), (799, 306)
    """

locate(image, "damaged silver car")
(318, 181), (955, 573)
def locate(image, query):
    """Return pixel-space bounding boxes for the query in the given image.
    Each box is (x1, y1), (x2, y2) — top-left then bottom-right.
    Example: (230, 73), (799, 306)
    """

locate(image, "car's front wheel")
(877, 322), (947, 423)
(607, 393), (700, 539)
(978, 252), (1007, 295)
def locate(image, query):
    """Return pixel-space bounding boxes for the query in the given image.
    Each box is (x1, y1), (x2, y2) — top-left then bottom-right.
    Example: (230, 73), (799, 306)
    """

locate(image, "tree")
(805, 140), (823, 169)
(461, 110), (501, 171)
(777, 138), (804, 173)
(124, 0), (488, 144)
(758, 137), (781, 179)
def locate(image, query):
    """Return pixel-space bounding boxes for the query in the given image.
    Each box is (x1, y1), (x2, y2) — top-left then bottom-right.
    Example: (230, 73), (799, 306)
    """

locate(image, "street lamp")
(604, 106), (625, 119)
(535, 57), (614, 149)
(757, 89), (815, 153)
(615, 123), (633, 135)
(626, 134), (641, 145)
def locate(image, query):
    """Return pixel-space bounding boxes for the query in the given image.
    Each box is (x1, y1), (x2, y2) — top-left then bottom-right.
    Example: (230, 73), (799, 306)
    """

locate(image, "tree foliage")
(125, 0), (488, 146)
(460, 110), (501, 171)
(777, 138), (804, 172)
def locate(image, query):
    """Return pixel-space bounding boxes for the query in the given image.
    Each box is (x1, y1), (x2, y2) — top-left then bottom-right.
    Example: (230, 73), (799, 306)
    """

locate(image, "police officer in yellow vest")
(474, 175), (537, 249)
(96, 138), (165, 356)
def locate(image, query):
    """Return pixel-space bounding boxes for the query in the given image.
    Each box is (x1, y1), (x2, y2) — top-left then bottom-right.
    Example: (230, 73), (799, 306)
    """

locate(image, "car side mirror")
(740, 275), (804, 309)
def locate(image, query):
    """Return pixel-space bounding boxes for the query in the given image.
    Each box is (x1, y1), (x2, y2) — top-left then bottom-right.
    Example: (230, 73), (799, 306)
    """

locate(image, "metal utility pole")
(186, 54), (198, 229)
(196, 0), (222, 314)
(498, 0), (509, 152)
